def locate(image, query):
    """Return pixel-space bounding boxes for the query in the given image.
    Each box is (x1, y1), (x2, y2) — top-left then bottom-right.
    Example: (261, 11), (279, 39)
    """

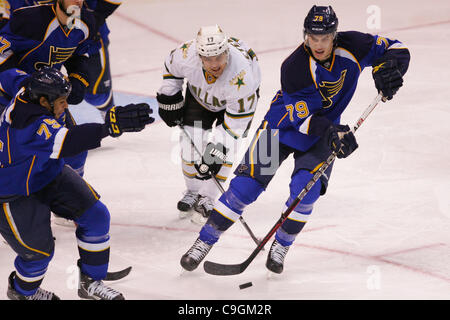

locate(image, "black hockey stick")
(203, 93), (384, 276)
(105, 266), (132, 281)
(178, 124), (262, 247)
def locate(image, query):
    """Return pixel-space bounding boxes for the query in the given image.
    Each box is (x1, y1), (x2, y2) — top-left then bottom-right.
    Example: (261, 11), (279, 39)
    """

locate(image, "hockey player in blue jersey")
(0, 0), (120, 115)
(82, 0), (121, 115)
(0, 0), (98, 178)
(0, 67), (154, 299)
(180, 5), (410, 273)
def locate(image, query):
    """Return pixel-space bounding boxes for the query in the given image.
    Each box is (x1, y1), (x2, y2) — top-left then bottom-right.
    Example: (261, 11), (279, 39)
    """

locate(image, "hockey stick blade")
(104, 266), (132, 281)
(203, 260), (249, 276)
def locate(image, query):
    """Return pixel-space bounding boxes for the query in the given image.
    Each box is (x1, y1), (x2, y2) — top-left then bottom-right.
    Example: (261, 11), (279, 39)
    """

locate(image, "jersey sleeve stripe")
(50, 127), (69, 159)
(387, 42), (408, 50)
(225, 111), (254, 119)
(299, 115), (312, 134)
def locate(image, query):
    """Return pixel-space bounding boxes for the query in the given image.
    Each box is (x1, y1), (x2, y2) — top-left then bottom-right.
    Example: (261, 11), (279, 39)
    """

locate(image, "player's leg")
(39, 165), (123, 299)
(0, 197), (59, 300)
(181, 121), (292, 271)
(178, 89), (219, 221)
(266, 138), (335, 274)
(84, 39), (115, 117)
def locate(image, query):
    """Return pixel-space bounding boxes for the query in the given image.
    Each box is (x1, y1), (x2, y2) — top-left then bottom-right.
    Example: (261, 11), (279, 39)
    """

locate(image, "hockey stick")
(178, 124), (262, 246)
(105, 266), (132, 281)
(203, 93), (384, 276)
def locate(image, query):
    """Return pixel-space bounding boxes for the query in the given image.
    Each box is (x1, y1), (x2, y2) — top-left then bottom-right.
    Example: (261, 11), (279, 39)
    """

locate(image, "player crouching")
(0, 67), (154, 299)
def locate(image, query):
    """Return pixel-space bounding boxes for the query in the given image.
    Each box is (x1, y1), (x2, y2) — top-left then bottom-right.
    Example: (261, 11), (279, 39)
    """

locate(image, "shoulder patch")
(229, 70), (246, 90)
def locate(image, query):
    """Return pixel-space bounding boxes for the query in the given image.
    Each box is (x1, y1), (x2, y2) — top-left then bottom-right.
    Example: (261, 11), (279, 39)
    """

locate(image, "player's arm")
(216, 90), (259, 141)
(63, 54), (90, 105)
(0, 5), (45, 72)
(368, 34), (410, 100)
(156, 45), (187, 127)
(56, 103), (154, 158)
(92, 0), (121, 29)
(0, 68), (29, 97)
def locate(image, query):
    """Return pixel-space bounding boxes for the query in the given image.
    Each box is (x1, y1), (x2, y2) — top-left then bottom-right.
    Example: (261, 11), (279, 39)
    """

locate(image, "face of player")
(306, 33), (334, 61)
(40, 96), (69, 119)
(199, 51), (228, 78)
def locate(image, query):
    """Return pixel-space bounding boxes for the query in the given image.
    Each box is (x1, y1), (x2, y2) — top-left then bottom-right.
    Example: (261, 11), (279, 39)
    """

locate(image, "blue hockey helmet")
(303, 5), (338, 36)
(27, 66), (72, 105)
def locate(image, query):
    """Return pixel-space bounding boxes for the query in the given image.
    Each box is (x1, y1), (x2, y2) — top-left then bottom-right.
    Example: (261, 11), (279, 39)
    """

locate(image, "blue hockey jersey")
(264, 31), (410, 152)
(0, 89), (108, 197)
(0, 2), (97, 107)
(0, 3), (95, 72)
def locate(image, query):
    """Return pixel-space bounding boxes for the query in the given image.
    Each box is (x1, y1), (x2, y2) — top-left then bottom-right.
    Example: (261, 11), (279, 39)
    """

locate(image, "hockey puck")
(239, 282), (253, 289)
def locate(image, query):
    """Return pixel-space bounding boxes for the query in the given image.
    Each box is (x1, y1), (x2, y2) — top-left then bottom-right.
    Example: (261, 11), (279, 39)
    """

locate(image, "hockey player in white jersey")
(157, 25), (261, 224)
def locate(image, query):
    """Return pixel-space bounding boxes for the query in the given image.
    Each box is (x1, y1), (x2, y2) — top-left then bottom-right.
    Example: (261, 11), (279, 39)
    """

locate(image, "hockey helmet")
(196, 25), (228, 57)
(27, 66), (72, 105)
(303, 5), (338, 36)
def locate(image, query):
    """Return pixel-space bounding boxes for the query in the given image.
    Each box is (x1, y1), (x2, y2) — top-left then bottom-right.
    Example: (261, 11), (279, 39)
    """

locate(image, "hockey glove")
(324, 124), (358, 159)
(306, 115), (359, 158)
(372, 58), (403, 100)
(67, 72), (89, 105)
(105, 103), (154, 137)
(195, 142), (228, 178)
(157, 91), (184, 127)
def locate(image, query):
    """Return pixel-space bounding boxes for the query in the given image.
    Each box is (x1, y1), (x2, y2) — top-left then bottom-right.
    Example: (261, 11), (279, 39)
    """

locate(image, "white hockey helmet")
(196, 25), (228, 57)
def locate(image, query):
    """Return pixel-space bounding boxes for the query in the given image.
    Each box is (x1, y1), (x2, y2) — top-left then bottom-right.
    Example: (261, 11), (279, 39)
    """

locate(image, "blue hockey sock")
(199, 176), (264, 245)
(75, 200), (110, 280)
(13, 253), (53, 296)
(275, 170), (321, 247)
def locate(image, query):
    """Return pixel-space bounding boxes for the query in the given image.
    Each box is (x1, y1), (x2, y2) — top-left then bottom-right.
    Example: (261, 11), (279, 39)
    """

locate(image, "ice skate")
(7, 272), (60, 300)
(191, 195), (214, 225)
(78, 262), (125, 300)
(265, 239), (290, 274)
(180, 237), (213, 271)
(177, 190), (199, 219)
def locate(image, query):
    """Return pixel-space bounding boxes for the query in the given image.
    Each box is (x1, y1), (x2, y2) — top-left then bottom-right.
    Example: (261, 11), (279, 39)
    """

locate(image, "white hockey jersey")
(158, 37), (261, 140)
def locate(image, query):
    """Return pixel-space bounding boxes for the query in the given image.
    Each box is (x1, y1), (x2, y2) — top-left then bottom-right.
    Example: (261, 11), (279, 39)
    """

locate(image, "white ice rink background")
(0, 0), (449, 300)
